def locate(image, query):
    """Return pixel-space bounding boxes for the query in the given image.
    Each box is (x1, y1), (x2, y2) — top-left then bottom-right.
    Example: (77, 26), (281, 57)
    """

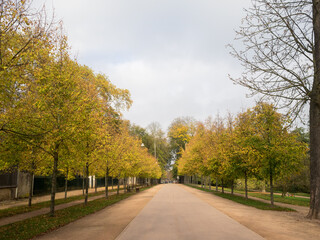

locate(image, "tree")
(178, 123), (207, 181)
(129, 123), (170, 175)
(11, 32), (93, 216)
(252, 103), (307, 205)
(229, 0), (320, 218)
(168, 117), (196, 162)
(0, 1), (54, 202)
(0, 0), (50, 115)
(147, 122), (170, 171)
(233, 109), (260, 199)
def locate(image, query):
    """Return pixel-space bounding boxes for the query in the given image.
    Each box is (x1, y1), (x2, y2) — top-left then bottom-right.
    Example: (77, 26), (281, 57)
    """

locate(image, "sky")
(34, 0), (255, 131)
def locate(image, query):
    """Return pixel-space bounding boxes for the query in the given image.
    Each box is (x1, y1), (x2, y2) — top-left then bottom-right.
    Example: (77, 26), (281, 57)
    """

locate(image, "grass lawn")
(249, 193), (310, 207)
(294, 192), (310, 197)
(0, 187), (150, 240)
(193, 184), (309, 207)
(0, 188), (124, 219)
(186, 184), (295, 212)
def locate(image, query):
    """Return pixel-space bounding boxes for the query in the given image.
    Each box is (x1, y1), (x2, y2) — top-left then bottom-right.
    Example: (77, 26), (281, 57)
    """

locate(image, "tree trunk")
(85, 163), (89, 205)
(105, 167), (109, 198)
(112, 178), (114, 190)
(231, 179), (234, 195)
(245, 172), (248, 200)
(95, 176), (97, 193)
(64, 168), (68, 200)
(281, 183), (287, 198)
(205, 176), (208, 189)
(209, 176), (211, 190)
(308, 0), (320, 219)
(82, 169), (85, 196)
(28, 172), (34, 207)
(117, 176), (120, 195)
(201, 176), (204, 188)
(221, 178), (224, 193)
(216, 178), (218, 191)
(262, 180), (266, 193)
(270, 166), (274, 206)
(50, 151), (58, 217)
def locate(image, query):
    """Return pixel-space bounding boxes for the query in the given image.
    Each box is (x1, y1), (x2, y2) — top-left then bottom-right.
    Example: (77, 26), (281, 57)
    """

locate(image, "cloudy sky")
(35, 0), (255, 130)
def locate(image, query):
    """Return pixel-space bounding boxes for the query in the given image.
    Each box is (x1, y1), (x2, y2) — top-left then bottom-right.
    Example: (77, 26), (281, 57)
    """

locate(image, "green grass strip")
(249, 193), (309, 207)
(0, 191), (103, 219)
(192, 184), (309, 207)
(0, 188), (124, 219)
(186, 184), (295, 212)
(0, 187), (150, 240)
(293, 192), (310, 197)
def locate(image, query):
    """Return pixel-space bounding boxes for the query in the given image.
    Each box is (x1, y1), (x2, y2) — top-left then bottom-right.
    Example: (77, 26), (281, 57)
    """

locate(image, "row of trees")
(229, 0), (320, 219)
(0, 1), (161, 216)
(177, 103), (308, 205)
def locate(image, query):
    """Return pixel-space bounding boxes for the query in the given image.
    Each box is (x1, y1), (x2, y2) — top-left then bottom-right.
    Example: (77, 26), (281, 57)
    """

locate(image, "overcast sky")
(35, 0), (255, 131)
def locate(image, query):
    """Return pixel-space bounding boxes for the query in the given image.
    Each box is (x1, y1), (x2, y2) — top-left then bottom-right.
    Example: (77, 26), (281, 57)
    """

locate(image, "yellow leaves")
(178, 103), (308, 182)
(94, 122), (161, 179)
(0, 1), (157, 183)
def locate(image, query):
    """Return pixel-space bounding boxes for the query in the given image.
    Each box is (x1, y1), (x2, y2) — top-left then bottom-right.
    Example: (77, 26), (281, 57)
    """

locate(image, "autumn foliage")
(0, 1), (161, 216)
(178, 103), (308, 205)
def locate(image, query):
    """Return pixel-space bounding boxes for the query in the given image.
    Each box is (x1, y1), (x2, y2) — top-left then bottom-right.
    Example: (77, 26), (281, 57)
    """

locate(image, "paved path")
(116, 184), (264, 240)
(34, 184), (264, 240)
(36, 185), (162, 240)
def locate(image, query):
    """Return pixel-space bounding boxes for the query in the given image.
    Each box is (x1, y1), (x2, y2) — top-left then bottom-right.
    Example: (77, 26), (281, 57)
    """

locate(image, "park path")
(116, 184), (264, 240)
(35, 184), (263, 240)
(36, 185), (162, 240)
(34, 184), (320, 240)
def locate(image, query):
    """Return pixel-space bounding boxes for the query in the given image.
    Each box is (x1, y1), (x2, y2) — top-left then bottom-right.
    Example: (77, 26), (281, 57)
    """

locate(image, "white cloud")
(34, 0), (254, 130)
(103, 58), (255, 130)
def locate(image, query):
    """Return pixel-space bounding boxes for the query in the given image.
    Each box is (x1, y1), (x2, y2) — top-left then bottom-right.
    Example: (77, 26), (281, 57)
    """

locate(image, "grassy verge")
(0, 187), (150, 240)
(249, 193), (309, 207)
(193, 184), (309, 206)
(0, 188), (123, 219)
(186, 184), (295, 212)
(294, 192), (310, 197)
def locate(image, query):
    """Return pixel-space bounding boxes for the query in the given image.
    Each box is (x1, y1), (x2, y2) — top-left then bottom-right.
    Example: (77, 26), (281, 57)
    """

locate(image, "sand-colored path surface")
(35, 185), (163, 240)
(117, 184), (263, 240)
